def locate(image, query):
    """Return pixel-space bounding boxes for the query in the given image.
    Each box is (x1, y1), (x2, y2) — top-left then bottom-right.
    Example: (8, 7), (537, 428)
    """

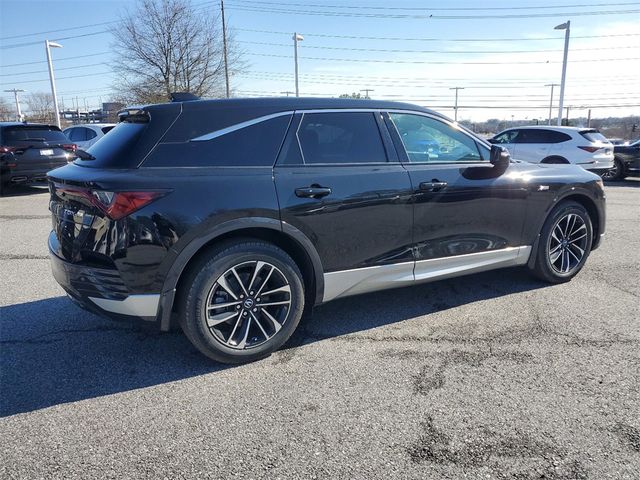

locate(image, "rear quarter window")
(142, 114), (292, 167)
(580, 130), (609, 143)
(76, 122), (147, 167)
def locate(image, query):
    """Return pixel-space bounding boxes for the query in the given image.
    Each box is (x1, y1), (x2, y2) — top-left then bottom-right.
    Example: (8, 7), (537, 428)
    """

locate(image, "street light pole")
(293, 33), (304, 97)
(360, 88), (374, 99)
(449, 87), (464, 121)
(544, 83), (559, 125)
(555, 21), (570, 126)
(45, 40), (62, 128)
(4, 89), (25, 121)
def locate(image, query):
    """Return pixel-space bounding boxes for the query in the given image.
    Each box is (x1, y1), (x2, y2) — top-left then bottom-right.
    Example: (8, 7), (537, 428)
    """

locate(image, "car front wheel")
(179, 240), (305, 363)
(529, 201), (593, 283)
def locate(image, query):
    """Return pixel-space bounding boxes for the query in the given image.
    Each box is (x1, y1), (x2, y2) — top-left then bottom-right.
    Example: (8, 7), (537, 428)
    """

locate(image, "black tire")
(541, 156), (569, 164)
(179, 240), (305, 364)
(601, 158), (625, 181)
(529, 201), (593, 284)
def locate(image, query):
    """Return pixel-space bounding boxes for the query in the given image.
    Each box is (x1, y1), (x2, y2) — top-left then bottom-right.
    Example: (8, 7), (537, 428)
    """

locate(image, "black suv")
(1, 122), (74, 193)
(47, 98), (605, 363)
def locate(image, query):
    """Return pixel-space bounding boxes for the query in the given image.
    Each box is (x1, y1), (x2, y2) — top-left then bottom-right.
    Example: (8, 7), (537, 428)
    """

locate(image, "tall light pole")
(554, 21), (570, 126)
(449, 87), (464, 121)
(220, 0), (230, 98)
(45, 40), (62, 128)
(4, 88), (25, 121)
(544, 83), (559, 125)
(293, 33), (304, 97)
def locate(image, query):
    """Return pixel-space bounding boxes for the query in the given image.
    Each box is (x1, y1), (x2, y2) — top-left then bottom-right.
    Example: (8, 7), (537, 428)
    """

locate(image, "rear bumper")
(581, 157), (614, 172)
(48, 238), (160, 322)
(1, 161), (69, 184)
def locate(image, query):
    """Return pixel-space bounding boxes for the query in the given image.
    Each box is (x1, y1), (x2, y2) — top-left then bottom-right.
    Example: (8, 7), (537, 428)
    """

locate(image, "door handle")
(295, 185), (332, 199)
(419, 181), (448, 192)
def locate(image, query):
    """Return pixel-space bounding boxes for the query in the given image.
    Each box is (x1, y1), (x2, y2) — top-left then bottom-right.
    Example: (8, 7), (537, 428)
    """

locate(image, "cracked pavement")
(1, 181), (639, 479)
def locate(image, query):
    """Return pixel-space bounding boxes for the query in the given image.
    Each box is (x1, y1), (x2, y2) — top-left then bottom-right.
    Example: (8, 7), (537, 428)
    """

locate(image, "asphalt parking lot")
(1, 181), (639, 479)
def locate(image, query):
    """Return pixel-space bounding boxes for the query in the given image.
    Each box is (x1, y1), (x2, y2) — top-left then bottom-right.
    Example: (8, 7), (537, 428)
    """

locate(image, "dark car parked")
(0, 122), (75, 194)
(602, 138), (640, 180)
(47, 98), (606, 363)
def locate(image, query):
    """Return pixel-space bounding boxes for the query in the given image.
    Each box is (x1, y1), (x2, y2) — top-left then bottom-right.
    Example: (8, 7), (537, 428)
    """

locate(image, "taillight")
(56, 185), (164, 220)
(578, 146), (601, 153)
(62, 143), (77, 152)
(93, 191), (163, 220)
(0, 146), (16, 153)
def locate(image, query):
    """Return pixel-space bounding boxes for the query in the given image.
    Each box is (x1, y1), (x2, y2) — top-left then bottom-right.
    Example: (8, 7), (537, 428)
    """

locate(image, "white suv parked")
(63, 123), (115, 150)
(490, 126), (614, 173)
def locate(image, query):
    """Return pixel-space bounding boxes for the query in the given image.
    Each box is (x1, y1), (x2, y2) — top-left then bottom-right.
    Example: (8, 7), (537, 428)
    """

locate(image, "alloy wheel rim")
(602, 162), (619, 179)
(205, 261), (292, 350)
(547, 213), (588, 274)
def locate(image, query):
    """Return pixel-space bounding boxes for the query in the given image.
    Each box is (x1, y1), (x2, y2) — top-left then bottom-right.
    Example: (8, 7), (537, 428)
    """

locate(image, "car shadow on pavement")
(0, 268), (548, 417)
(0, 184), (49, 197)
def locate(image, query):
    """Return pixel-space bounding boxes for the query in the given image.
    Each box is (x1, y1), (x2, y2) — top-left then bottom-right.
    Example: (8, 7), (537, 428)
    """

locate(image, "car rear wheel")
(529, 201), (593, 283)
(179, 240), (305, 363)
(600, 158), (625, 181)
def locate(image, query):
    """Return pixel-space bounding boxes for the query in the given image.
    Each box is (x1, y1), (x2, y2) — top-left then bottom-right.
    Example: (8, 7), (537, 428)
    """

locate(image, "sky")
(0, 0), (638, 122)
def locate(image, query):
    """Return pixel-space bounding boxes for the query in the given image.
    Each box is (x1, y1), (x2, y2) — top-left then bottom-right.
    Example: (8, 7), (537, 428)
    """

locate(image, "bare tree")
(25, 92), (54, 124)
(111, 0), (243, 104)
(0, 97), (14, 121)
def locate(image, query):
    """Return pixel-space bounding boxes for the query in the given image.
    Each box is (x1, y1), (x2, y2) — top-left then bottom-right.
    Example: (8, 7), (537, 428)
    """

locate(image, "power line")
(237, 40), (640, 55)
(228, 0), (640, 11)
(0, 52), (110, 68)
(234, 28), (640, 43)
(0, 62), (107, 77)
(226, 4), (640, 20)
(244, 52), (640, 65)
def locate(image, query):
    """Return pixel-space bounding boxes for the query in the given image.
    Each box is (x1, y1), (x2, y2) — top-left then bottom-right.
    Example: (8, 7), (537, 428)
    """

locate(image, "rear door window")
(84, 128), (97, 140)
(297, 112), (387, 164)
(515, 129), (555, 144)
(493, 130), (519, 144)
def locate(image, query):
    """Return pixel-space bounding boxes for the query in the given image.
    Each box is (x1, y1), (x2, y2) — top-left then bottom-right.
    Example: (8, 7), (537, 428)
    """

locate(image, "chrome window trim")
(190, 111), (295, 142)
(322, 246), (532, 303)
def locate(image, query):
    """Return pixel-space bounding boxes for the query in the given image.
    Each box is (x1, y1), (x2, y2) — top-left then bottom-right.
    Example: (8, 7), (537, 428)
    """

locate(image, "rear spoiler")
(169, 92), (200, 103)
(117, 107), (150, 124)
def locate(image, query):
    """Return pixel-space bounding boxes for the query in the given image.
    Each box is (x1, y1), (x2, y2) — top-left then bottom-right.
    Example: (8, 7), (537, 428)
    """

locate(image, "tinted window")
(297, 112), (386, 164)
(546, 130), (572, 143)
(143, 114), (292, 167)
(493, 130), (519, 144)
(580, 130), (609, 143)
(515, 129), (557, 144)
(390, 113), (483, 163)
(101, 126), (115, 134)
(67, 128), (85, 141)
(84, 127), (97, 140)
(2, 126), (68, 145)
(76, 122), (147, 167)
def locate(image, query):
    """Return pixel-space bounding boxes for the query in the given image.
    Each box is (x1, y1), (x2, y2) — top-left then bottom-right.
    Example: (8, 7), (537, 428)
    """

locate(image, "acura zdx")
(47, 98), (605, 363)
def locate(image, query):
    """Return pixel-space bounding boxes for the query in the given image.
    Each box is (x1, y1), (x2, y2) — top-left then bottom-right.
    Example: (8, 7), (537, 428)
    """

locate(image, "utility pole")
(449, 87), (464, 122)
(587, 109), (591, 128)
(4, 89), (25, 122)
(360, 88), (374, 99)
(220, 0), (230, 98)
(554, 21), (570, 126)
(45, 40), (62, 128)
(565, 106), (570, 126)
(544, 83), (559, 125)
(293, 33), (304, 97)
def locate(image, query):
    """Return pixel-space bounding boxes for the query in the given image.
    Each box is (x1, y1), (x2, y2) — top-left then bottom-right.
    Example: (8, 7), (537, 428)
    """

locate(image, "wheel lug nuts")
(236, 305), (241, 309)
(252, 308), (257, 312)
(250, 291), (254, 295)
(256, 298), (261, 302)
(243, 311), (247, 316)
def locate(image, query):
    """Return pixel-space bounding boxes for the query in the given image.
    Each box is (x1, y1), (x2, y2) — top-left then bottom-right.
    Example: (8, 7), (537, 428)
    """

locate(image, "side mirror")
(490, 145), (510, 168)
(487, 138), (497, 144)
